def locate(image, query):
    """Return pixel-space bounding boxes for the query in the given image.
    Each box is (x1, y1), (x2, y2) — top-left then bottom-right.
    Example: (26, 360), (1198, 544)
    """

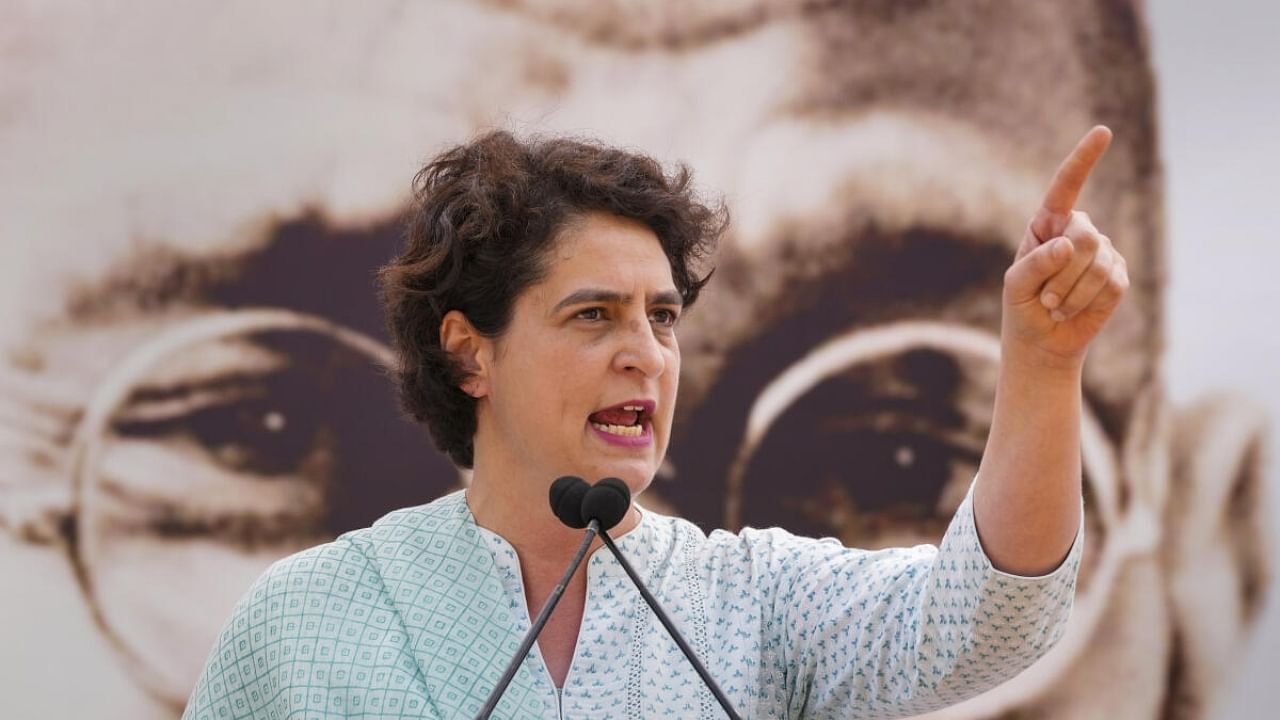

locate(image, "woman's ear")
(440, 310), (490, 398)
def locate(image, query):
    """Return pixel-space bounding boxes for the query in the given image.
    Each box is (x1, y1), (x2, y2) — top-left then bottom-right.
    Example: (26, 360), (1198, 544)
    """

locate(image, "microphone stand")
(599, 531), (743, 720)
(474, 519), (600, 720)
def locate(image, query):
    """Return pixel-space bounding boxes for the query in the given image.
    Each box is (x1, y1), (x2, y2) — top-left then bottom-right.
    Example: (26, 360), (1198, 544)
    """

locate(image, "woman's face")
(473, 211), (683, 497)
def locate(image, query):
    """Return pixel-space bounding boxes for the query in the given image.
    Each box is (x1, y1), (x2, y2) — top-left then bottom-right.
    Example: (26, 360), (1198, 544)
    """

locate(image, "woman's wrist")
(1000, 338), (1087, 381)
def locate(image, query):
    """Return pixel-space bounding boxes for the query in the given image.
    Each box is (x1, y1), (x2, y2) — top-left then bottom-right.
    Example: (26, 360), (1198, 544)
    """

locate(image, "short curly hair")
(378, 130), (727, 468)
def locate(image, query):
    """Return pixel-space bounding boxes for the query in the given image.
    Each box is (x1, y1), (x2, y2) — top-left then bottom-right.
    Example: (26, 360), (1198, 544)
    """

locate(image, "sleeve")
(740, 480), (1083, 719)
(181, 553), (301, 719)
(181, 539), (441, 720)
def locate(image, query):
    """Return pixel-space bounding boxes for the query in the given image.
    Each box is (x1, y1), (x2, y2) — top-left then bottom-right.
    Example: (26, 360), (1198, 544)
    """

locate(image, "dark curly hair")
(378, 130), (727, 468)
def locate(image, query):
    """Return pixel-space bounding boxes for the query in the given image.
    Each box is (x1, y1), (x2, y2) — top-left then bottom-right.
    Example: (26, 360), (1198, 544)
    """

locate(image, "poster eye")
(728, 346), (990, 545)
(115, 384), (328, 479)
(741, 420), (982, 545)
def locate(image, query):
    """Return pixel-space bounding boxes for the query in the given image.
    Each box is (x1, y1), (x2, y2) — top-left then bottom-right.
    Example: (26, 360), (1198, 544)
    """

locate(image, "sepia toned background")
(1, 1), (1276, 718)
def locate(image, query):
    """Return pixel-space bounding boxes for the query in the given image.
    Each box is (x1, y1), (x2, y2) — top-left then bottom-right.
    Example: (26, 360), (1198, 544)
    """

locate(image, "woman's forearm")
(972, 344), (1084, 576)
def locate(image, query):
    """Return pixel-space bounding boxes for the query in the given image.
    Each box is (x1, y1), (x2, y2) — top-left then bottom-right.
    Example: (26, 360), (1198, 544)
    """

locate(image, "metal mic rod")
(598, 531), (743, 720)
(474, 519), (601, 720)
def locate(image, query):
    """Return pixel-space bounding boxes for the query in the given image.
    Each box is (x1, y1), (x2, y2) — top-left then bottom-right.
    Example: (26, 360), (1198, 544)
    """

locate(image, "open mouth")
(588, 401), (653, 438)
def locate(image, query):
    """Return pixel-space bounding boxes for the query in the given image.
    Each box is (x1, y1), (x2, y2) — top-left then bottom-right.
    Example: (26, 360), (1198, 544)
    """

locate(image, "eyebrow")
(551, 287), (683, 315)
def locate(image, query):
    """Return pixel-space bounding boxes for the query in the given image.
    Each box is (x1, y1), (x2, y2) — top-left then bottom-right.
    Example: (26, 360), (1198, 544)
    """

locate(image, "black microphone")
(579, 476), (630, 530)
(588, 478), (743, 720)
(550, 474), (592, 528)
(475, 476), (598, 720)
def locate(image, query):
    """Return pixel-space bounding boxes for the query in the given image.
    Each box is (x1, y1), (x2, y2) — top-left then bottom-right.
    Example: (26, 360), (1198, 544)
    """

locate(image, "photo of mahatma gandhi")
(0, 1), (1269, 718)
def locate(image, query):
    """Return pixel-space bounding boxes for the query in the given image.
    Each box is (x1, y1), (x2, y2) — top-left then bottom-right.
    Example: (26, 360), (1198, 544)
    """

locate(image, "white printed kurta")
(183, 482), (1081, 719)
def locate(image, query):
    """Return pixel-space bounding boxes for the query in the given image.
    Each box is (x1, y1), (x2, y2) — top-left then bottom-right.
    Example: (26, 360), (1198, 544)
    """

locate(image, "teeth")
(591, 422), (645, 437)
(622, 405), (644, 411)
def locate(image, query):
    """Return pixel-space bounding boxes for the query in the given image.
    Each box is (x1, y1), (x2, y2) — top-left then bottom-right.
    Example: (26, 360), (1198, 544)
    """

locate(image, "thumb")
(1005, 235), (1073, 303)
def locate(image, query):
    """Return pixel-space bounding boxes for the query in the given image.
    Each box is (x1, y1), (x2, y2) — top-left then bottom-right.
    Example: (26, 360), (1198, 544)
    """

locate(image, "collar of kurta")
(346, 490), (656, 719)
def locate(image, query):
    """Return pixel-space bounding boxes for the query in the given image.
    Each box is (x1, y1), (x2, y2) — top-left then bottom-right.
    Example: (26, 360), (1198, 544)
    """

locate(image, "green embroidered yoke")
(184, 483), (1082, 719)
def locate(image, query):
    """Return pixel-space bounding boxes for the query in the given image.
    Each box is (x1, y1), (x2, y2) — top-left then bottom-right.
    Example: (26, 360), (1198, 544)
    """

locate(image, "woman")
(184, 126), (1124, 719)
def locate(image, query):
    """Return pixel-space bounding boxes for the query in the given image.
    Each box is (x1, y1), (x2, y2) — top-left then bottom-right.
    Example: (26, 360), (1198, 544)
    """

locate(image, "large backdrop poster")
(1, 2), (1273, 718)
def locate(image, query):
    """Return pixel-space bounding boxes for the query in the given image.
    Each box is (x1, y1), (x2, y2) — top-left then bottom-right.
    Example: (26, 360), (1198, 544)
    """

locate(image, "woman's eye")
(651, 309), (679, 326)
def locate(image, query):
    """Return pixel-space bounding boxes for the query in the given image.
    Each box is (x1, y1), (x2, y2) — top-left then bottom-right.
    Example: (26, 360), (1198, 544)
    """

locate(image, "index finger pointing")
(1039, 125), (1113, 217)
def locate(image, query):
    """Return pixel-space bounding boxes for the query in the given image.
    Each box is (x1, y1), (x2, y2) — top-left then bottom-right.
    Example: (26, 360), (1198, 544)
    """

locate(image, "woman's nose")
(614, 320), (666, 377)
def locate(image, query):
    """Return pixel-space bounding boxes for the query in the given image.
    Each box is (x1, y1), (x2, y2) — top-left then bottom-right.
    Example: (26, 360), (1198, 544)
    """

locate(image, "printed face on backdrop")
(0, 0), (1267, 717)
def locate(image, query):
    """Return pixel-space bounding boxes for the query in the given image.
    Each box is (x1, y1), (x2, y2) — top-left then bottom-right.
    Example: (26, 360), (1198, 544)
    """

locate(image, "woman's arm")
(974, 126), (1128, 576)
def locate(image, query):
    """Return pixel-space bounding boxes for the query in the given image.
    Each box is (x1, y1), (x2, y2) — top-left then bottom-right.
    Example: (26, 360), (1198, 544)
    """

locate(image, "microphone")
(579, 476), (630, 530)
(588, 478), (743, 720)
(475, 476), (599, 720)
(550, 474), (593, 528)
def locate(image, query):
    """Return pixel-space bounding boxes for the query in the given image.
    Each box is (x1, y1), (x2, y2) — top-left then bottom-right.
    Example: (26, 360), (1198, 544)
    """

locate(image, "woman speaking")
(184, 125), (1123, 719)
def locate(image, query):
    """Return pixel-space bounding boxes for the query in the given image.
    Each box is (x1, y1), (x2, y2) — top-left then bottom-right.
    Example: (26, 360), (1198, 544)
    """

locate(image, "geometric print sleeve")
(732, 479), (1083, 720)
(181, 538), (439, 720)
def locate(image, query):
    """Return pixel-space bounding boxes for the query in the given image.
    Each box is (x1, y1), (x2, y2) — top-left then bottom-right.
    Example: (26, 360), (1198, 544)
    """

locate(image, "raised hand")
(1001, 126), (1129, 367)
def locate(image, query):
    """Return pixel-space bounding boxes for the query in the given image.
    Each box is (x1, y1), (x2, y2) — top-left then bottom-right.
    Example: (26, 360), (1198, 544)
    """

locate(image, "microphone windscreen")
(581, 477), (631, 531)
(550, 476), (590, 528)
